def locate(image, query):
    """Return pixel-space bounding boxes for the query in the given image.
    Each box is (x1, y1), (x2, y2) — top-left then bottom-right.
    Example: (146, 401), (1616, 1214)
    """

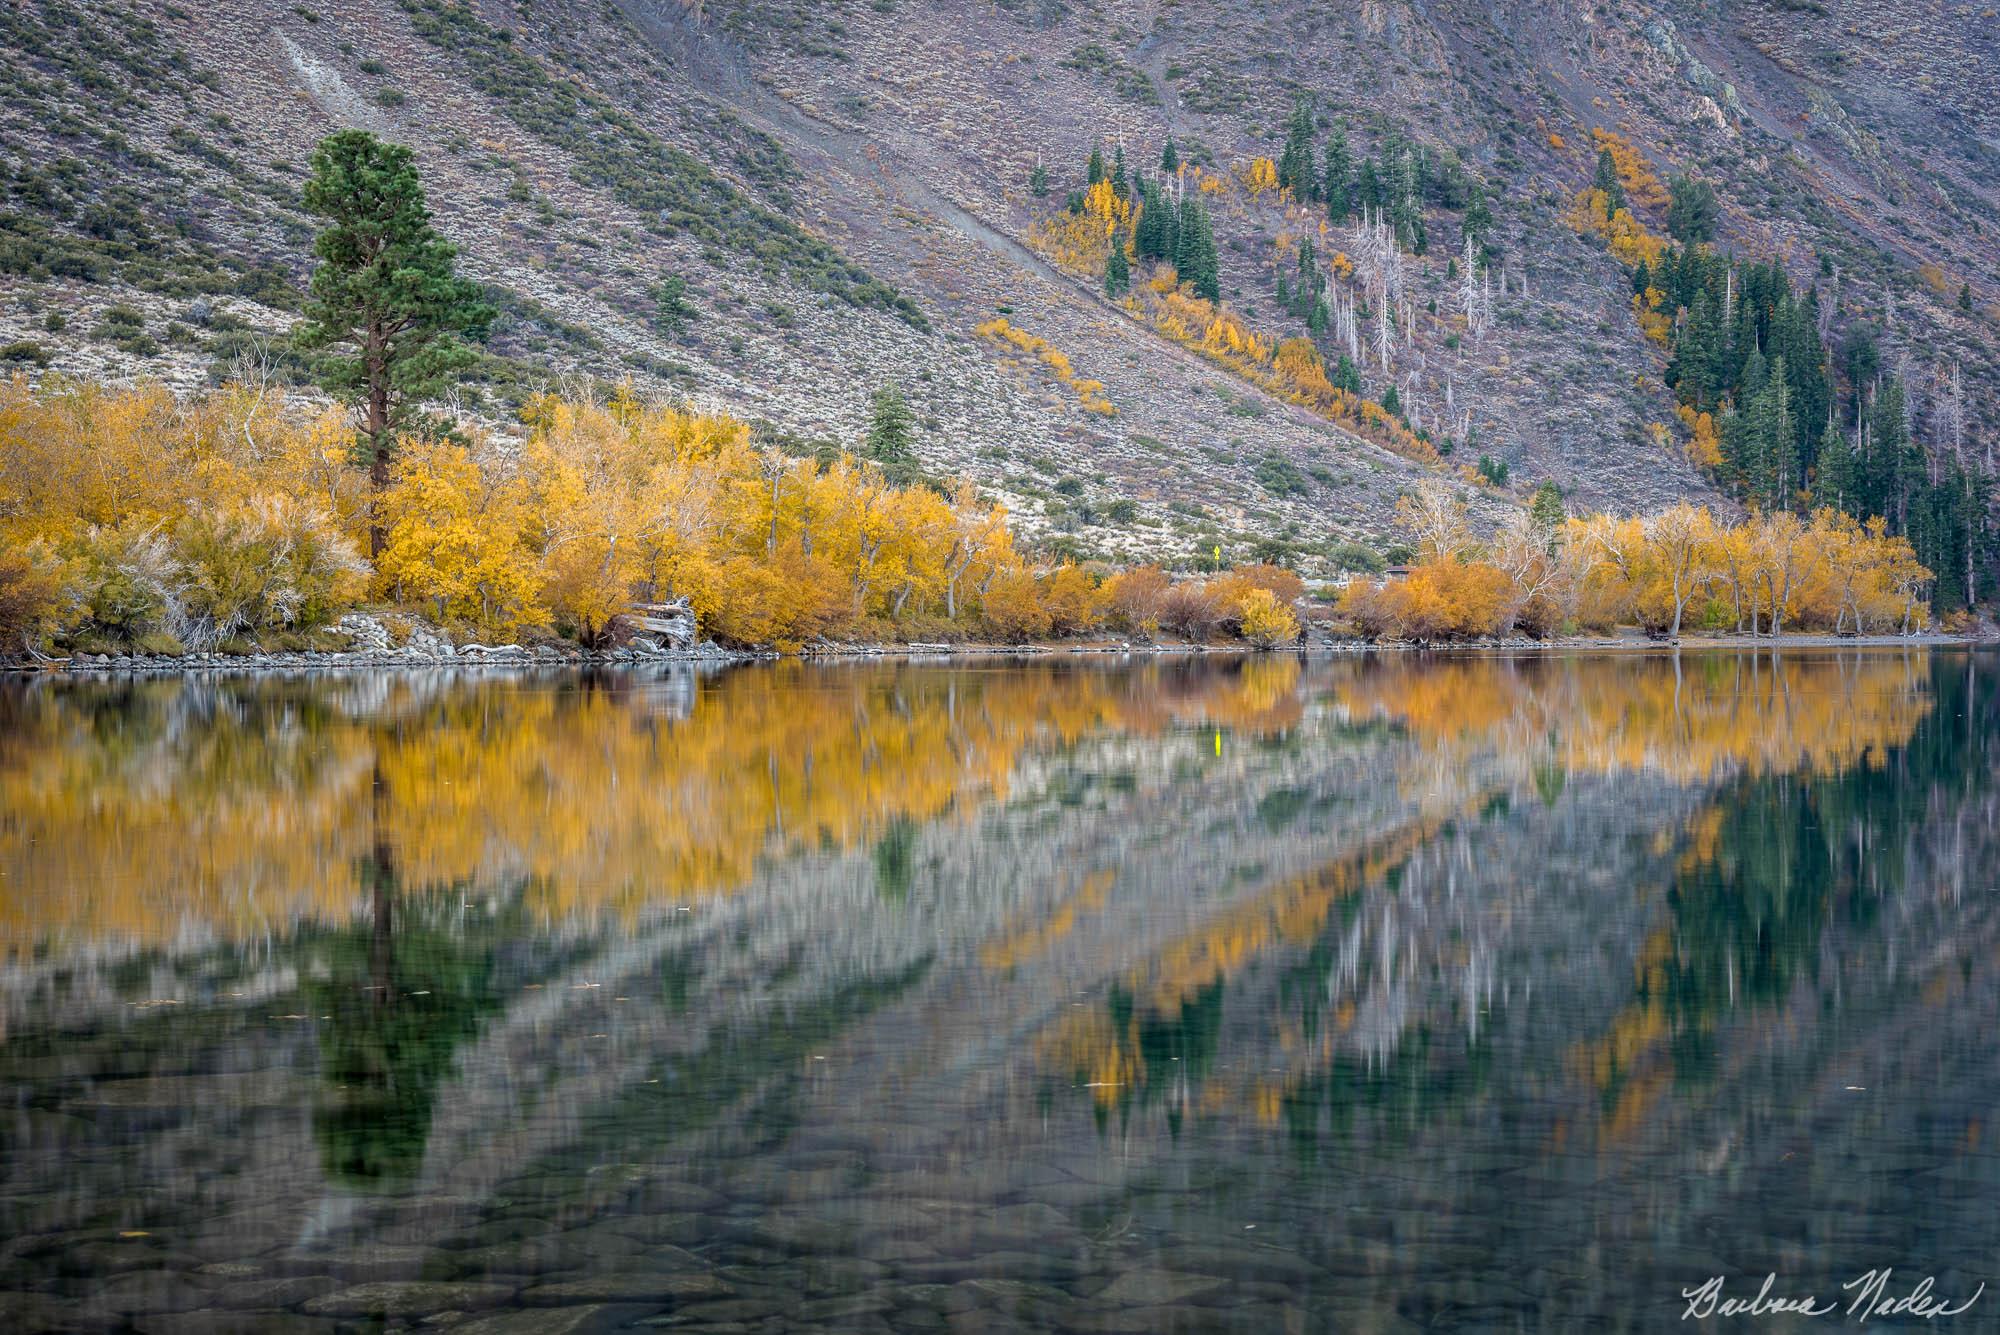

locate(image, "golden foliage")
(1589, 128), (1671, 213)
(1242, 156), (1279, 199)
(1676, 403), (1723, 470)
(1135, 282), (1441, 466)
(0, 378), (1053, 651)
(1567, 188), (1667, 269)
(1342, 500), (1933, 641)
(974, 318), (1116, 416)
(0, 662), (1293, 953)
(1024, 180), (1133, 278)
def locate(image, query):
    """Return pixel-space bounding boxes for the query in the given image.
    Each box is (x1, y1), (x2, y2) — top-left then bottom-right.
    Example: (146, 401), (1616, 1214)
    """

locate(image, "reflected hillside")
(1, 652), (1994, 1332)
(1032, 650), (1952, 1135)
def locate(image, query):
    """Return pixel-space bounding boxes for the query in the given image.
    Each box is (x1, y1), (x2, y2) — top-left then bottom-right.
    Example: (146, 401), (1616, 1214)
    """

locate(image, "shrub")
(0, 542), (67, 653)
(1104, 564), (1170, 633)
(1157, 580), (1224, 641)
(1235, 587), (1299, 647)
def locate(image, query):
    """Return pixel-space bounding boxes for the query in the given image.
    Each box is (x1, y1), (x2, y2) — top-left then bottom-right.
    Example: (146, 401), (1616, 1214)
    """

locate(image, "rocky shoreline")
(4, 622), (1978, 677)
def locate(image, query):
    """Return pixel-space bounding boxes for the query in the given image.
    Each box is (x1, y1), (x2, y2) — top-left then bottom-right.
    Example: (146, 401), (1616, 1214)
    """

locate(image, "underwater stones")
(301, 1281), (515, 1317)
(519, 1271), (733, 1303)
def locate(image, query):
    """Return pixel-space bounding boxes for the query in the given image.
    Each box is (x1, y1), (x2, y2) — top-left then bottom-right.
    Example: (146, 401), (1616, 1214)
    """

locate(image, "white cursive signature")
(1681, 1271), (1985, 1322)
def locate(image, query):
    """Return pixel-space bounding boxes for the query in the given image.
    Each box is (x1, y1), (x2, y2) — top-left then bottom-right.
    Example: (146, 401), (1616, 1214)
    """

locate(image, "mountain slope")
(1, 0), (1992, 570)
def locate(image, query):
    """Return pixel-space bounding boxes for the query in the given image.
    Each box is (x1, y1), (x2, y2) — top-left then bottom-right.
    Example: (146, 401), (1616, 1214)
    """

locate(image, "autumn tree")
(1642, 502), (1716, 638)
(1396, 480), (1472, 564)
(297, 130), (494, 557)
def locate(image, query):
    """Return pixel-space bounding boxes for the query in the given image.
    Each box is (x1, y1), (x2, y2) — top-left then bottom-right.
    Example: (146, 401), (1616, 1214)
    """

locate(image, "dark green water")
(1, 650), (1995, 1332)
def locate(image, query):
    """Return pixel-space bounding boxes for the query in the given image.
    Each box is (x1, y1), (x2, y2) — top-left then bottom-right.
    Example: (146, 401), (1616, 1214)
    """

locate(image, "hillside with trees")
(0, 0), (1993, 602)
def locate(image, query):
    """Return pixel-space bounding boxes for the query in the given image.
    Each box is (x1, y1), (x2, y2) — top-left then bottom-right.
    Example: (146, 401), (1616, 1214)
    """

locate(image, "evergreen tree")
(1530, 482), (1566, 547)
(297, 129), (494, 558)
(1355, 158), (1380, 217)
(1751, 356), (1794, 509)
(1323, 123), (1352, 223)
(1871, 377), (1922, 532)
(1105, 231), (1131, 297)
(1671, 290), (1719, 410)
(1960, 283), (1974, 313)
(1087, 145), (1106, 186)
(1134, 178), (1168, 261)
(1277, 98), (1317, 201)
(1812, 419), (1854, 514)
(1593, 146), (1626, 218)
(1461, 181), (1492, 253)
(865, 383), (921, 487)
(1332, 354), (1362, 395)
(1029, 162), (1049, 197)
(650, 274), (697, 335)
(1719, 406), (1751, 493)
(1160, 137), (1179, 173)
(1176, 196), (1219, 300)
(1380, 384), (1403, 416)
(1110, 145), (1129, 200)
(1665, 174), (1718, 244)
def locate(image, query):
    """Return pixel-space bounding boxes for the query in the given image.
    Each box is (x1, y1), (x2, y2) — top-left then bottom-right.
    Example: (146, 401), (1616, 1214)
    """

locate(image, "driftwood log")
(628, 598), (697, 648)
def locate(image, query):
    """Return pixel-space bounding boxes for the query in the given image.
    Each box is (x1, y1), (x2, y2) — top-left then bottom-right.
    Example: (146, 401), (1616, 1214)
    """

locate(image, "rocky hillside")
(0, 0), (1992, 569)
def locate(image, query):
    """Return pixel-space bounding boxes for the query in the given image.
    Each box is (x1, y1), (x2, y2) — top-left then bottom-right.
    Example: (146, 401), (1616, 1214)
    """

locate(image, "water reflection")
(0, 650), (1993, 1332)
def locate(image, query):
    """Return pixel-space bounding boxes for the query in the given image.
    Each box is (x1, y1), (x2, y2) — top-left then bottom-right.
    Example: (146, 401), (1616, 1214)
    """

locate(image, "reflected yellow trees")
(0, 659), (1307, 955)
(1332, 652), (1933, 789)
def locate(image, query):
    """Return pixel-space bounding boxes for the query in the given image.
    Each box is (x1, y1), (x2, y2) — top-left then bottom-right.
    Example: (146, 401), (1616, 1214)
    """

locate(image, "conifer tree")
(1176, 196), (1219, 300)
(1356, 158), (1380, 217)
(1460, 181), (1492, 254)
(1029, 162), (1049, 197)
(1323, 122), (1352, 223)
(1105, 231), (1131, 297)
(1530, 482), (1566, 545)
(1133, 178), (1167, 261)
(1277, 98), (1316, 201)
(1160, 137), (1179, 173)
(298, 129), (494, 557)
(865, 383), (921, 487)
(1087, 145), (1106, 186)
(1110, 145), (1129, 200)
(1332, 354), (1362, 395)
(1665, 174), (1717, 244)
(1594, 146), (1626, 218)
(1752, 356), (1794, 509)
(1960, 283), (1974, 313)
(1812, 419), (1854, 514)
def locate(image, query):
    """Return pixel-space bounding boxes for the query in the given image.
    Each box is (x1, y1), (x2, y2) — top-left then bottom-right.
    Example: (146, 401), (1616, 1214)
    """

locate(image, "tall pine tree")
(1277, 98), (1317, 201)
(1323, 122), (1352, 223)
(298, 129), (494, 557)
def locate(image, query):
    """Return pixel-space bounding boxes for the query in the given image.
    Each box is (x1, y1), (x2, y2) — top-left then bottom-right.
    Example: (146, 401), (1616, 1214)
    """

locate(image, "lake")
(1, 650), (1994, 1332)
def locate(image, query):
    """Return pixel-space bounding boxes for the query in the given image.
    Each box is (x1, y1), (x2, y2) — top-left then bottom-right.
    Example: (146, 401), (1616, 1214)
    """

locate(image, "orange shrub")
(1340, 560), (1512, 641)
(1104, 564), (1171, 633)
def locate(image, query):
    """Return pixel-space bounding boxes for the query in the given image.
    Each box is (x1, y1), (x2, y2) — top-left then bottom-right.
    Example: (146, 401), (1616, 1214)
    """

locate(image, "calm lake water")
(1, 650), (1995, 1333)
